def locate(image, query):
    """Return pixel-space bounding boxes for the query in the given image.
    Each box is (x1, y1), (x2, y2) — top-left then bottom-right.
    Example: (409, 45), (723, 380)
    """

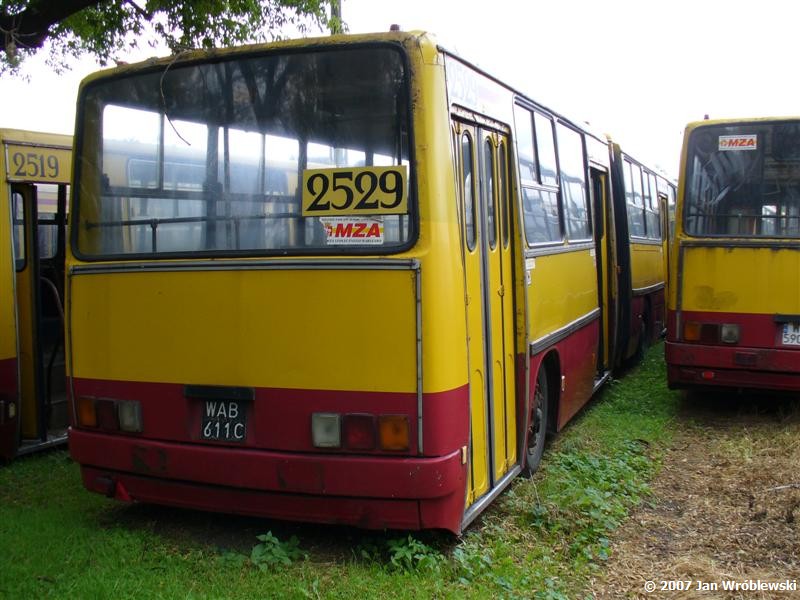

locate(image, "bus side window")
(514, 105), (537, 185)
(483, 138), (497, 249)
(624, 159), (645, 237)
(534, 112), (558, 188)
(556, 123), (591, 241)
(12, 191), (25, 270)
(498, 142), (510, 248)
(646, 173), (661, 240)
(461, 132), (477, 251)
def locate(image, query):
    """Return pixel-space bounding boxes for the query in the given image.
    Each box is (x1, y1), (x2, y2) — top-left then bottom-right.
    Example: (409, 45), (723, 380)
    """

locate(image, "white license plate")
(781, 322), (800, 346)
(201, 399), (247, 442)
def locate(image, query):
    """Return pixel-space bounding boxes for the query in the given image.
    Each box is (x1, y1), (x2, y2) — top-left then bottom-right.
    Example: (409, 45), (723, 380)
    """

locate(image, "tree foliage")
(0, 0), (339, 75)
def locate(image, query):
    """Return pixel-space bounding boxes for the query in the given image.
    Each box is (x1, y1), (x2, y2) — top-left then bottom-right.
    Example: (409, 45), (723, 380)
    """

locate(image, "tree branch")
(123, 0), (152, 20)
(0, 0), (101, 51)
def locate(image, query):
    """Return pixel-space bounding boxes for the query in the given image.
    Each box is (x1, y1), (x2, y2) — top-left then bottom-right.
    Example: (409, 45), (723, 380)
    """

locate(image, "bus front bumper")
(69, 429), (467, 532)
(665, 341), (800, 392)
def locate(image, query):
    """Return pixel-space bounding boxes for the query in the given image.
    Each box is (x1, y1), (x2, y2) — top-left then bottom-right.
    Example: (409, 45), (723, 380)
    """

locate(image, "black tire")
(625, 315), (647, 368)
(522, 364), (549, 478)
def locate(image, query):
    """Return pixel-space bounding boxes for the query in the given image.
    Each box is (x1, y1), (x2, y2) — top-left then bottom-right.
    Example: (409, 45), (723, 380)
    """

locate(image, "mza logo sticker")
(718, 134), (757, 151)
(321, 217), (384, 245)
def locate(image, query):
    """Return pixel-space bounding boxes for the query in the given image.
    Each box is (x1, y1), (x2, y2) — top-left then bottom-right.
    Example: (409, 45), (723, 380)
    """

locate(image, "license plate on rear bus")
(782, 322), (800, 346)
(201, 399), (247, 442)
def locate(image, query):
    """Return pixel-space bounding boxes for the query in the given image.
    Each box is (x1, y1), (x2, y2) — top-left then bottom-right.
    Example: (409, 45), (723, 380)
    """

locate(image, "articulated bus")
(610, 142), (675, 362)
(666, 117), (800, 392)
(0, 129), (71, 461)
(67, 31), (672, 533)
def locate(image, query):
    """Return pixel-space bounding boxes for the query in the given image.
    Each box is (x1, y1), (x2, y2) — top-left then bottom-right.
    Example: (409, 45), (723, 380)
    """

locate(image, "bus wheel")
(522, 365), (549, 478)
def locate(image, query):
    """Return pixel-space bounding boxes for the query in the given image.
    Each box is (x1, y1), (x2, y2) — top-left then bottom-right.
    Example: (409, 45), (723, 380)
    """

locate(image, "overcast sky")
(1, 0), (798, 175)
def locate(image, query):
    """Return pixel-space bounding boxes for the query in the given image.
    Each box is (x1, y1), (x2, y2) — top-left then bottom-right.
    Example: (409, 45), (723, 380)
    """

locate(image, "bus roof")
(76, 30), (607, 147)
(0, 128), (72, 149)
(684, 116), (800, 132)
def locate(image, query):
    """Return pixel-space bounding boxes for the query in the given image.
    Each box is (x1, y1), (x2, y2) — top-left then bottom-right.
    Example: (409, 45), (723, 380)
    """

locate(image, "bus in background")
(666, 117), (800, 392)
(67, 31), (669, 533)
(0, 129), (71, 461)
(609, 143), (675, 364)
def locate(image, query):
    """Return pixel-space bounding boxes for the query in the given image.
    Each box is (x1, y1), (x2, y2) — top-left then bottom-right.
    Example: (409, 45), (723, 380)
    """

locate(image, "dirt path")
(591, 392), (800, 599)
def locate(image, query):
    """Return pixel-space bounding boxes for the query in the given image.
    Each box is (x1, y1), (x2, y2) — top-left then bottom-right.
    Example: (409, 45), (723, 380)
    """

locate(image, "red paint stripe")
(71, 378), (470, 457)
(0, 357), (19, 461)
(530, 318), (600, 430)
(0, 357), (17, 397)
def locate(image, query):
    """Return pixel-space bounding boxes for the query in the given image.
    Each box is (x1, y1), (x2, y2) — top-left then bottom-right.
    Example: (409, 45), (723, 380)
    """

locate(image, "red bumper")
(665, 341), (800, 392)
(69, 429), (467, 532)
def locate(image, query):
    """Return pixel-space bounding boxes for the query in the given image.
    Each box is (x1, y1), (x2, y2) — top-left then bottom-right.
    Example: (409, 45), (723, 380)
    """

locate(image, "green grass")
(0, 345), (680, 599)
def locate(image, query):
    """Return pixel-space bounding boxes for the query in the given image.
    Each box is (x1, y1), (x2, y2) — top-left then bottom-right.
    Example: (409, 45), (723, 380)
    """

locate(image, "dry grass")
(591, 391), (800, 599)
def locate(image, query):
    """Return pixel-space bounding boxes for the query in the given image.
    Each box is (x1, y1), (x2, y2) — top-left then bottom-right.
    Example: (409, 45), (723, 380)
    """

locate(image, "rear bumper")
(665, 341), (800, 392)
(69, 429), (467, 532)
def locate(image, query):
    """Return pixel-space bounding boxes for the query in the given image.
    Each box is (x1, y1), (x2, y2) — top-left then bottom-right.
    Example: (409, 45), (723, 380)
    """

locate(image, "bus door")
(591, 167), (615, 375)
(10, 182), (68, 455)
(455, 119), (517, 504)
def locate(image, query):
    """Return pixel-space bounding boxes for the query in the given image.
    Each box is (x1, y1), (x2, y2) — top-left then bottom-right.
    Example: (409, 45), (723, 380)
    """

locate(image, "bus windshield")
(684, 122), (800, 238)
(74, 45), (412, 257)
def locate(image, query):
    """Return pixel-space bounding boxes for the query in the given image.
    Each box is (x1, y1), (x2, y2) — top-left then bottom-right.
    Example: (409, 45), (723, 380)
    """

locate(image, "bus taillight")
(683, 321), (740, 344)
(117, 400), (143, 432)
(77, 397), (97, 428)
(311, 413), (341, 448)
(311, 412), (409, 451)
(720, 324), (740, 344)
(76, 397), (142, 432)
(378, 415), (409, 451)
(343, 414), (377, 450)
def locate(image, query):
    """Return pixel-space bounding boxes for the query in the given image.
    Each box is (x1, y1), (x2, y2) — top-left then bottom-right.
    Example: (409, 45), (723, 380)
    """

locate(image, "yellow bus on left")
(0, 129), (71, 461)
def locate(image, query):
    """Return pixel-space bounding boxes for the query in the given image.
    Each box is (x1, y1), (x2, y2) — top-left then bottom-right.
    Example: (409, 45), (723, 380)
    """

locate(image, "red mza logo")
(321, 217), (384, 245)
(718, 134), (758, 151)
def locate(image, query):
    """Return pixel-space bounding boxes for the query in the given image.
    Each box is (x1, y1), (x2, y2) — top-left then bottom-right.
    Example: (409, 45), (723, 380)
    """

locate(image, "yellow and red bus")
(0, 129), (71, 461)
(67, 31), (671, 532)
(610, 142), (674, 364)
(666, 117), (800, 392)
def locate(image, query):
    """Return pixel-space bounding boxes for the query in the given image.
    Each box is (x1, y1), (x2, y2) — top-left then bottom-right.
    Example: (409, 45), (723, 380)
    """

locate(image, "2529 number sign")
(302, 165), (408, 216)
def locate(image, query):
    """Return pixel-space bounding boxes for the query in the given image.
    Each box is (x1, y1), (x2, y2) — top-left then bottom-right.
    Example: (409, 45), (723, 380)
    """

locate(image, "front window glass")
(76, 46), (412, 256)
(685, 122), (800, 237)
